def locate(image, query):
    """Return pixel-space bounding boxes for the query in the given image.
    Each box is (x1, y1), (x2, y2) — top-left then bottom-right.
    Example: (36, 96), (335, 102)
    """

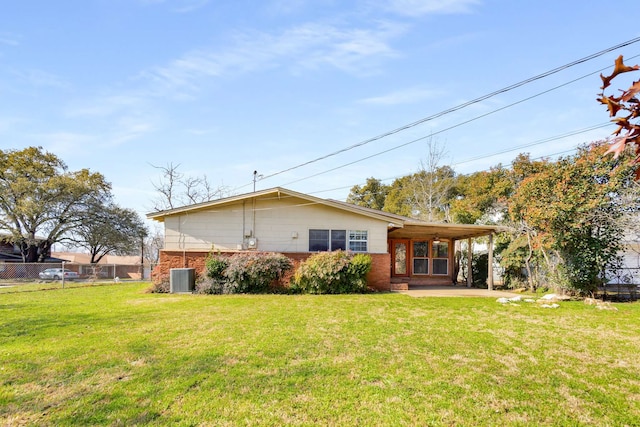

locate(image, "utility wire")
(307, 124), (612, 197)
(312, 145), (589, 202)
(277, 62), (621, 187)
(451, 122), (612, 166)
(238, 36), (640, 189)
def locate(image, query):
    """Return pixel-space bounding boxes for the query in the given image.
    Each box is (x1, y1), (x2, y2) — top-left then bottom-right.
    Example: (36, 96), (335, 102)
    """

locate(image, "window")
(413, 241), (429, 275)
(432, 241), (449, 275)
(348, 230), (368, 252)
(309, 229), (367, 252)
(331, 230), (346, 251)
(309, 229), (329, 251)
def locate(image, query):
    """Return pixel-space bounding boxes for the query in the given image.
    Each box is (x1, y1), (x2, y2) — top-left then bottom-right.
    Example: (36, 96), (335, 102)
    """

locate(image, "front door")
(390, 239), (410, 277)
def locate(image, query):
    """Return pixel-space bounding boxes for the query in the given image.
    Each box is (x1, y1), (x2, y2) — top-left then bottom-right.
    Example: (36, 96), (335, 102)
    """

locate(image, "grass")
(1, 283), (640, 426)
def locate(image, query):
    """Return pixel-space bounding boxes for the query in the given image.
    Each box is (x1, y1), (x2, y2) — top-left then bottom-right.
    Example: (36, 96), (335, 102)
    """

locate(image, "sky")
(2, 0), (640, 223)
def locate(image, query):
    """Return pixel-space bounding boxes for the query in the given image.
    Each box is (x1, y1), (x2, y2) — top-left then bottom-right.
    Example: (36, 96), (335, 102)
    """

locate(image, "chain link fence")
(0, 262), (157, 282)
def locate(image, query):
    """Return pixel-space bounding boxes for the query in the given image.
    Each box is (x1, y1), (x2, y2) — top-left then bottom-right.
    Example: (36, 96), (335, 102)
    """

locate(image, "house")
(52, 252), (145, 280)
(607, 220), (640, 286)
(147, 187), (504, 291)
(0, 233), (62, 263)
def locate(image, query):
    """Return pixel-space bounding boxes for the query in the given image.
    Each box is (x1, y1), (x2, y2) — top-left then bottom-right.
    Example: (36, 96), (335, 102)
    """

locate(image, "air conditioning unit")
(170, 268), (195, 293)
(247, 238), (258, 249)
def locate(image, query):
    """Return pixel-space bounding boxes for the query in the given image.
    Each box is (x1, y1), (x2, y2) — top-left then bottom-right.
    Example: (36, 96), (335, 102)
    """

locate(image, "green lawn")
(1, 283), (639, 426)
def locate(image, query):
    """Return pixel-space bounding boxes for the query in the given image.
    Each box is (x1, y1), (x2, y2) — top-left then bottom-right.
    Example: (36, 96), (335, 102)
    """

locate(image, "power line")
(316, 146), (588, 203)
(451, 122), (612, 166)
(307, 125), (612, 197)
(278, 62), (623, 187)
(239, 36), (640, 188)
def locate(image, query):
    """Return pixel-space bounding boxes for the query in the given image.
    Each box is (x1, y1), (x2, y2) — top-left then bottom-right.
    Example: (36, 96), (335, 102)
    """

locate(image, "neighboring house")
(52, 252), (144, 280)
(147, 187), (503, 291)
(0, 233), (61, 263)
(610, 221), (640, 286)
(0, 235), (22, 262)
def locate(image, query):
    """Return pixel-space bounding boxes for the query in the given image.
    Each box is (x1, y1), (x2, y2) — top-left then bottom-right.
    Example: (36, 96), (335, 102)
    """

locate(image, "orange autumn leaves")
(598, 55), (640, 178)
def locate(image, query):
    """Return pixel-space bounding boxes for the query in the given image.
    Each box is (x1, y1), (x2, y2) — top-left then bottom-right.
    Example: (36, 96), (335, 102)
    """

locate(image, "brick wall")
(152, 250), (391, 291)
(367, 253), (391, 291)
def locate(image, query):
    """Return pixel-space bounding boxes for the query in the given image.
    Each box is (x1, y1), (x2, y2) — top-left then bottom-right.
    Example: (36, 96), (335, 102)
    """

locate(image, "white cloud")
(358, 87), (440, 106)
(30, 132), (96, 158)
(14, 69), (68, 89)
(139, 0), (210, 13)
(0, 117), (23, 132)
(141, 21), (405, 95)
(59, 18), (406, 149)
(172, 0), (210, 13)
(107, 118), (156, 146)
(65, 95), (145, 118)
(382, 0), (481, 16)
(0, 32), (20, 46)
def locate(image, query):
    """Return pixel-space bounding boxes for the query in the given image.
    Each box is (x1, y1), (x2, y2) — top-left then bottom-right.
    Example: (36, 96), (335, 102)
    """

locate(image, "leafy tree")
(450, 166), (512, 224)
(66, 201), (148, 264)
(0, 147), (110, 262)
(346, 177), (389, 211)
(508, 142), (638, 294)
(383, 175), (415, 217)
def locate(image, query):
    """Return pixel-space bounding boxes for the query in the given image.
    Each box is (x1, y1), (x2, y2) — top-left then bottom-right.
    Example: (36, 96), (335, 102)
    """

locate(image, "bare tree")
(150, 163), (228, 211)
(150, 162), (182, 211)
(144, 224), (164, 264)
(410, 139), (456, 222)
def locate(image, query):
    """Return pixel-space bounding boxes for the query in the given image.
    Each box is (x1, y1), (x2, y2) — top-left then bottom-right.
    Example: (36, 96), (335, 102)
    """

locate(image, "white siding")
(163, 195), (389, 253)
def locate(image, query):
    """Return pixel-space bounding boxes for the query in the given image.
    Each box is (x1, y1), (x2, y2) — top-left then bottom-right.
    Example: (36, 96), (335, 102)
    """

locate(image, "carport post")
(488, 233), (494, 291)
(466, 238), (472, 288)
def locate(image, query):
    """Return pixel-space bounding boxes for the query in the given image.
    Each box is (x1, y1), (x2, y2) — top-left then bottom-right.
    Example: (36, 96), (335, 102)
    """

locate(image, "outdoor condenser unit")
(170, 268), (195, 293)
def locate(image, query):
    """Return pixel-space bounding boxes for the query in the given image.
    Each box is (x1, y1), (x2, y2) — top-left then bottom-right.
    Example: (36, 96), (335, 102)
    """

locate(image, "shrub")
(293, 251), (372, 294)
(225, 252), (293, 293)
(200, 254), (230, 294)
(202, 252), (293, 294)
(472, 253), (488, 288)
(146, 275), (170, 293)
(205, 254), (229, 282)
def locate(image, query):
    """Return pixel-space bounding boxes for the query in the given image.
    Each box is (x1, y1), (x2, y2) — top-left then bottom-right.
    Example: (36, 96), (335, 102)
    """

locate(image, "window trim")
(348, 230), (368, 252)
(431, 241), (449, 276)
(412, 240), (430, 276)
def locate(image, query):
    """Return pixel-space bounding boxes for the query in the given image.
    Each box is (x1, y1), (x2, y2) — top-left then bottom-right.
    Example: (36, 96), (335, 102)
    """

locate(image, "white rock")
(496, 297), (510, 304)
(540, 303), (560, 309)
(540, 294), (557, 300)
(509, 296), (522, 302)
(524, 298), (536, 303)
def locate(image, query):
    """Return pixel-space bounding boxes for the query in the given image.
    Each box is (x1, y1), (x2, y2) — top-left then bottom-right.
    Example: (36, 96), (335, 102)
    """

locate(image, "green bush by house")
(197, 252), (293, 294)
(292, 251), (372, 294)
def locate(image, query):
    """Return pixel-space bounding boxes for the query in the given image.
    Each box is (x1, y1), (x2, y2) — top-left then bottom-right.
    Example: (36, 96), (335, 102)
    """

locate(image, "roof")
(146, 187), (405, 224)
(52, 252), (141, 265)
(146, 187), (507, 240)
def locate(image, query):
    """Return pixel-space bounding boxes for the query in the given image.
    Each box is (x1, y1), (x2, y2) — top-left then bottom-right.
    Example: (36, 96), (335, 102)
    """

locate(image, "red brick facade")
(153, 250), (391, 291)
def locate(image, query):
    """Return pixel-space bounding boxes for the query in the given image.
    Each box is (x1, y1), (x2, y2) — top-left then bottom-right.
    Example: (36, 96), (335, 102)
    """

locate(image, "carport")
(387, 221), (508, 290)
